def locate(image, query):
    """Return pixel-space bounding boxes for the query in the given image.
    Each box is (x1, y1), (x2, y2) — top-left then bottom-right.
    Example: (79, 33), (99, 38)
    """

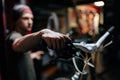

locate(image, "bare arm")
(12, 31), (41, 52)
(12, 29), (71, 52)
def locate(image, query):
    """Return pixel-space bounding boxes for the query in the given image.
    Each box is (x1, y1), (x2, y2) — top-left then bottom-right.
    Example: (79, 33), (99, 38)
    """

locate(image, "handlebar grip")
(108, 26), (115, 33)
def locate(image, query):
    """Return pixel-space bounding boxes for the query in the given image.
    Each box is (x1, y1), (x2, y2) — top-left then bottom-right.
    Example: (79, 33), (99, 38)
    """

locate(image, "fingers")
(53, 37), (65, 49)
(36, 51), (44, 60)
(30, 51), (44, 60)
(45, 37), (62, 49)
(46, 37), (69, 49)
(41, 30), (71, 49)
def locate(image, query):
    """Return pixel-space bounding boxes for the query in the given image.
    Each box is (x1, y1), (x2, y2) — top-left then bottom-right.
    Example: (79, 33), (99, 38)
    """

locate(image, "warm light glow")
(94, 1), (104, 7)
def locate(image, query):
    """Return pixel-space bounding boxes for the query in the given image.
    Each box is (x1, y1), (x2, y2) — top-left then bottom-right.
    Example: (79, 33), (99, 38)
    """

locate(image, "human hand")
(30, 51), (44, 60)
(40, 29), (71, 49)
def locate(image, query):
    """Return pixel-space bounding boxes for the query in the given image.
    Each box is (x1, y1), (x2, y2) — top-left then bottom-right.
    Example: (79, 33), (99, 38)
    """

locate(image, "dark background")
(1, 0), (120, 80)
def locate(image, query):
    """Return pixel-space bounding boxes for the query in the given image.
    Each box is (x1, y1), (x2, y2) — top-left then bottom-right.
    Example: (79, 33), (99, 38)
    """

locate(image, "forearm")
(12, 31), (42, 52)
(12, 29), (71, 52)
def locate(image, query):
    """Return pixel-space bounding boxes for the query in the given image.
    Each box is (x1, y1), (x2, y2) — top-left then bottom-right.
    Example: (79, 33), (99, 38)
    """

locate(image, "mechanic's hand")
(30, 51), (44, 60)
(40, 29), (71, 49)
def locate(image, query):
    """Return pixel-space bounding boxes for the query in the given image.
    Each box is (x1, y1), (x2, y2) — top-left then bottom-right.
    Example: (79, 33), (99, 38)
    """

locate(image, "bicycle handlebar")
(96, 26), (114, 48)
(73, 26), (115, 53)
(41, 26), (115, 58)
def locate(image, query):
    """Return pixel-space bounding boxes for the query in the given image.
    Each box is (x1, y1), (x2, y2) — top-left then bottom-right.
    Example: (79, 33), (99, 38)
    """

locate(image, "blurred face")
(16, 13), (34, 33)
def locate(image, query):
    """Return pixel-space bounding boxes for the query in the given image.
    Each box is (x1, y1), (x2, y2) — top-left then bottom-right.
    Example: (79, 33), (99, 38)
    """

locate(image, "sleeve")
(9, 31), (22, 41)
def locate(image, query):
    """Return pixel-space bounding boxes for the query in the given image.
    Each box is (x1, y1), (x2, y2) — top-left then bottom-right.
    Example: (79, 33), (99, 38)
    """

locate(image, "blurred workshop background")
(1, 0), (120, 80)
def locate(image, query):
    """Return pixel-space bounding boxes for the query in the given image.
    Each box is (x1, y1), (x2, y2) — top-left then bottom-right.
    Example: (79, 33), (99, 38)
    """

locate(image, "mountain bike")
(53, 26), (115, 80)
(41, 26), (114, 80)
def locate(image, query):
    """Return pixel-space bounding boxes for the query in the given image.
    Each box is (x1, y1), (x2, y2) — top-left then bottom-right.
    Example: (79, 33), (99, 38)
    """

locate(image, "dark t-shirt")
(6, 31), (36, 80)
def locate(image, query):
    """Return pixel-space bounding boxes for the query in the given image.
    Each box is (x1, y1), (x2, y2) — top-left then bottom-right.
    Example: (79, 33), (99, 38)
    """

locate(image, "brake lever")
(73, 42), (97, 53)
